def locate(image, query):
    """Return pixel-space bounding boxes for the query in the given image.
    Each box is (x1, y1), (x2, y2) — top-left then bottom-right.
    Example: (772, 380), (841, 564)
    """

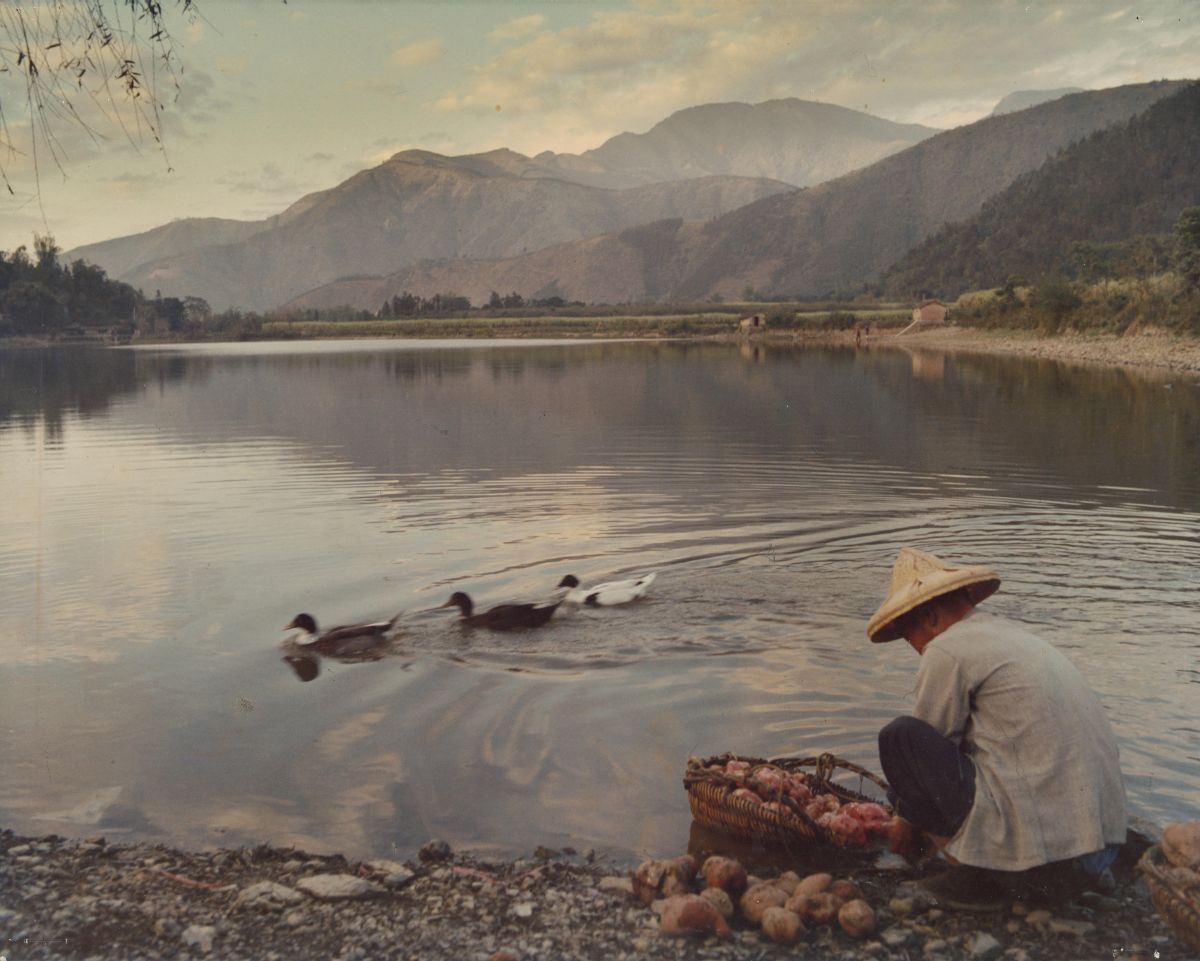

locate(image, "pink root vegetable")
(838, 899), (876, 939)
(760, 906), (806, 944)
(739, 883), (788, 924)
(794, 872), (833, 896)
(749, 766), (786, 797)
(699, 886), (735, 920)
(659, 894), (732, 940)
(843, 802), (890, 824)
(774, 871), (801, 896)
(830, 879), (863, 901)
(805, 892), (845, 926)
(784, 777), (813, 802)
(631, 856), (698, 906)
(700, 856), (748, 897)
(827, 814), (868, 847)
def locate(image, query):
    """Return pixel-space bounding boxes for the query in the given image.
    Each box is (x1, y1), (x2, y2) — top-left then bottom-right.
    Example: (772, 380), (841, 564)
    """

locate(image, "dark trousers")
(878, 716), (976, 837)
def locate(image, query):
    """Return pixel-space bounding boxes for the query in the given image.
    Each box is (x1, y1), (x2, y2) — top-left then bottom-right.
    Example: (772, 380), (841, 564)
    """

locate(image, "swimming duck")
(440, 591), (561, 631)
(556, 572), (657, 606)
(282, 611), (402, 658)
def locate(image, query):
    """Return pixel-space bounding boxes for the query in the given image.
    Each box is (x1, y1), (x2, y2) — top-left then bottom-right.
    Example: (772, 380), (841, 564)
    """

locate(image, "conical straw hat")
(868, 547), (1000, 643)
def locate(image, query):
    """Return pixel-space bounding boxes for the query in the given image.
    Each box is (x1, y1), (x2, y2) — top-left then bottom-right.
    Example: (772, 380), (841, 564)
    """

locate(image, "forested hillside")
(881, 82), (1200, 298)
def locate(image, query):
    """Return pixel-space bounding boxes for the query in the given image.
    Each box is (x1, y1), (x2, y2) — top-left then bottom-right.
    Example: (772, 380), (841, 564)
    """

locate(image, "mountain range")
(289, 80), (1188, 309)
(881, 82), (1200, 297)
(68, 99), (937, 311)
(70, 82), (1193, 312)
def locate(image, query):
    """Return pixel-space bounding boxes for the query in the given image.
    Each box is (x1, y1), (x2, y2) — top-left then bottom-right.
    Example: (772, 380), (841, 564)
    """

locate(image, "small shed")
(738, 313), (767, 331)
(911, 299), (948, 324)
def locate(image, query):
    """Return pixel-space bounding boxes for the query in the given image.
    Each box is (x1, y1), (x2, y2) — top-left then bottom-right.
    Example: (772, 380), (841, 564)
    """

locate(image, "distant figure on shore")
(869, 547), (1126, 911)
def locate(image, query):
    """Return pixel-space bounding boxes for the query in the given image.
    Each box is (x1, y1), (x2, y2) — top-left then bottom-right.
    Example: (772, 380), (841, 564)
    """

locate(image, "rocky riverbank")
(881, 326), (1200, 375)
(1, 829), (1187, 961)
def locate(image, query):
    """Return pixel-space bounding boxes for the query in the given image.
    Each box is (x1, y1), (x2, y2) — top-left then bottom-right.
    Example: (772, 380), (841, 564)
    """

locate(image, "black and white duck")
(440, 591), (560, 631)
(556, 572), (657, 606)
(282, 611), (402, 658)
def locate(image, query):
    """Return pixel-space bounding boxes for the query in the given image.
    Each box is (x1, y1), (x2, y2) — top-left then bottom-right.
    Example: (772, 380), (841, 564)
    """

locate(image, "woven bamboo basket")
(683, 752), (891, 849)
(1138, 844), (1200, 952)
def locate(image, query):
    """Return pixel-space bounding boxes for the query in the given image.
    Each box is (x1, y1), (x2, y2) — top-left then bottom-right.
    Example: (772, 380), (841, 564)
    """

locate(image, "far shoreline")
(5, 324), (1200, 377)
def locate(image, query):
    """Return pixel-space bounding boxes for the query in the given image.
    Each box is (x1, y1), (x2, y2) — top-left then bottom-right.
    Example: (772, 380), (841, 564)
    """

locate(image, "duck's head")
(440, 592), (473, 617)
(284, 613), (318, 634)
(556, 575), (580, 589)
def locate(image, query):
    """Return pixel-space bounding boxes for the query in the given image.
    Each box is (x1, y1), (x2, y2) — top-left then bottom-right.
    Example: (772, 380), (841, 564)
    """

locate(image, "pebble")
(880, 926), (912, 948)
(1024, 909), (1052, 926)
(1010, 901), (1029, 916)
(296, 874), (385, 901)
(597, 876), (633, 895)
(888, 896), (918, 918)
(969, 932), (1003, 960)
(181, 924), (216, 953)
(8, 844), (32, 855)
(489, 952), (519, 961)
(1078, 891), (1119, 910)
(234, 880), (305, 909)
(512, 902), (534, 919)
(1048, 918), (1095, 937)
(923, 938), (947, 957)
(365, 859), (416, 886)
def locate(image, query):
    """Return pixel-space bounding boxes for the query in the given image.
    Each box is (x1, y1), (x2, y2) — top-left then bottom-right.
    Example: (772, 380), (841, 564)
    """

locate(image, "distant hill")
(69, 218), (270, 280)
(75, 155), (792, 311)
(881, 82), (1200, 297)
(533, 99), (937, 189)
(66, 99), (937, 310)
(293, 81), (1188, 309)
(991, 88), (1084, 116)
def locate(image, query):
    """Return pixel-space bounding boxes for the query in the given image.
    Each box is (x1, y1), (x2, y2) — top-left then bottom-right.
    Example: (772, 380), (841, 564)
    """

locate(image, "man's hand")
(886, 816), (937, 864)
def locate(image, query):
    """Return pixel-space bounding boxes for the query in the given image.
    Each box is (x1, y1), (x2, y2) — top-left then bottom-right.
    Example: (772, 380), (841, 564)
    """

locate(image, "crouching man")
(869, 547), (1127, 911)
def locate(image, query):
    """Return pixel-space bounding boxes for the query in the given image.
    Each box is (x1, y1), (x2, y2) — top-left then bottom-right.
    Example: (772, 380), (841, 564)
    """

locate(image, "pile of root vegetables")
(631, 854), (876, 945)
(698, 758), (891, 847)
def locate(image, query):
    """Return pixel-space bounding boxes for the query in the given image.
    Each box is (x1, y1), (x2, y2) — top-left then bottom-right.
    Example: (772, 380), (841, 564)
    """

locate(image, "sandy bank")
(876, 326), (1200, 376)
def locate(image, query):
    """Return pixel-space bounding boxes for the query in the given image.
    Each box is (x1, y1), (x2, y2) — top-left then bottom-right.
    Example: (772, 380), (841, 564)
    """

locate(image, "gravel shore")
(880, 326), (1200, 375)
(2, 828), (1188, 961)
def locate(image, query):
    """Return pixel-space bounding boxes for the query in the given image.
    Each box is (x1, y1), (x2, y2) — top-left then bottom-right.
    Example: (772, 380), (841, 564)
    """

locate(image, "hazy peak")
(991, 88), (1086, 116)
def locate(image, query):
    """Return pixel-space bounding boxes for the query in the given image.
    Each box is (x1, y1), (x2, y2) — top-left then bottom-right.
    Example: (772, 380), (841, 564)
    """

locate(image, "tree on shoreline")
(1176, 207), (1200, 291)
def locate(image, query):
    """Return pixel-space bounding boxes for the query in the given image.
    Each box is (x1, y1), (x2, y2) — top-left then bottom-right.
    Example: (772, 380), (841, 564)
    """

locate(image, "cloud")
(391, 38), (445, 69)
(216, 162), (313, 199)
(339, 77), (409, 97)
(434, 0), (1200, 155)
(305, 152), (335, 164)
(107, 171), (171, 195)
(488, 14), (545, 44)
(216, 55), (249, 77)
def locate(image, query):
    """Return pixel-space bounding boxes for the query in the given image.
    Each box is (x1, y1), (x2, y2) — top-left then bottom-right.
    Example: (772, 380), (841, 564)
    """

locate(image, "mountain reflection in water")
(0, 339), (1196, 860)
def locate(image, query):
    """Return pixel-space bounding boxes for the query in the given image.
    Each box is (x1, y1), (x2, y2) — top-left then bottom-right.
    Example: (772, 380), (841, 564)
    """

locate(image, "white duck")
(555, 572), (657, 607)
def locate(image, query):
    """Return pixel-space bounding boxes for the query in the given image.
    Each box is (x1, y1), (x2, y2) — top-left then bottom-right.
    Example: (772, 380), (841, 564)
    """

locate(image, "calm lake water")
(1, 339), (1197, 861)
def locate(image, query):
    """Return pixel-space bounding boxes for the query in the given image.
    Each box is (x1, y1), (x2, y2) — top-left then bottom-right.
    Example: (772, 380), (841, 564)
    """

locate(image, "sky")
(1, 0), (1198, 252)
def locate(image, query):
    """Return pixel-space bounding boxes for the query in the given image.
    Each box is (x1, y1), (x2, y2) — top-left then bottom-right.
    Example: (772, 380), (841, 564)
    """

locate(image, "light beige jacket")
(913, 613), (1127, 871)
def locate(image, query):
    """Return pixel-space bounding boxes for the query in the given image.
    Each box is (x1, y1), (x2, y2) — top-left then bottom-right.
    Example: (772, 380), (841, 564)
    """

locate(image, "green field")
(259, 307), (909, 341)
